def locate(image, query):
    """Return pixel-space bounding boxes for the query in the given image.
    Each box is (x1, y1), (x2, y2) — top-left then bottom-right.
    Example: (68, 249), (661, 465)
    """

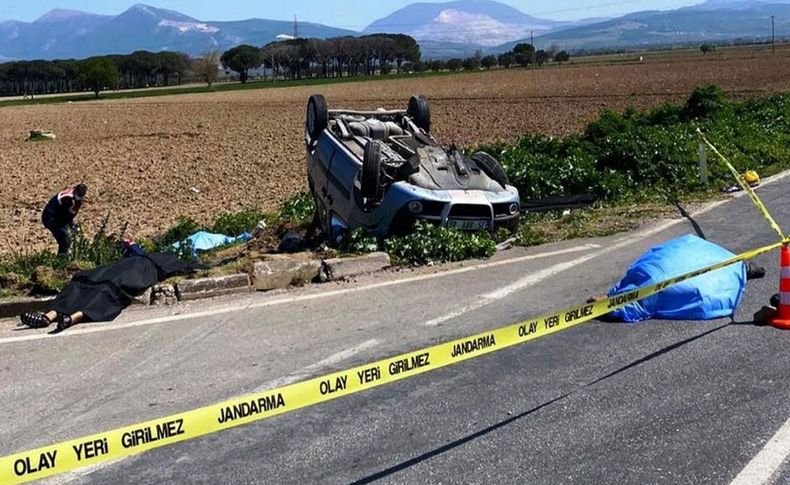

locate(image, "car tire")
(471, 151), (509, 189)
(306, 94), (328, 143)
(362, 141), (382, 201)
(407, 95), (431, 133)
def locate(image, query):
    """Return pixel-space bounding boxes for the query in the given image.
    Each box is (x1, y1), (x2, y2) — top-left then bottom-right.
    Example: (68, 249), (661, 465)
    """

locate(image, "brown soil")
(2, 50), (789, 255)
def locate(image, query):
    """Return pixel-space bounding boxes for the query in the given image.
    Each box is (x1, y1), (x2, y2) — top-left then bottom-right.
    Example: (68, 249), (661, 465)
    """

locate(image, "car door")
(324, 141), (361, 230)
(309, 134), (336, 232)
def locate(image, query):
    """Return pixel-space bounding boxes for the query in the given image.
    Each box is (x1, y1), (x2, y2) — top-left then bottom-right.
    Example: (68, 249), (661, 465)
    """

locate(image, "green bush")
(31, 265), (68, 295)
(70, 215), (127, 266)
(485, 86), (790, 204)
(279, 192), (315, 225)
(515, 221), (548, 247)
(212, 208), (264, 237)
(1, 250), (68, 276)
(682, 84), (728, 120)
(173, 238), (195, 262)
(385, 220), (496, 265)
(0, 217), (131, 296)
(339, 228), (379, 254)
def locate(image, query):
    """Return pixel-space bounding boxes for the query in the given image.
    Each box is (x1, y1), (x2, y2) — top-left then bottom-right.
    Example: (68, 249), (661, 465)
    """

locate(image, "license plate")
(447, 219), (489, 230)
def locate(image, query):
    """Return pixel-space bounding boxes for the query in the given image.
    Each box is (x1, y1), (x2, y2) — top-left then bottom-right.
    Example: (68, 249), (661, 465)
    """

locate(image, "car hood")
(406, 146), (505, 192)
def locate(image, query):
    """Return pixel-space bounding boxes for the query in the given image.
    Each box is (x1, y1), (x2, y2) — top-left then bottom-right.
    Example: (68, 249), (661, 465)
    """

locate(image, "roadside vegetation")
(1, 85), (788, 299)
(487, 85), (790, 202)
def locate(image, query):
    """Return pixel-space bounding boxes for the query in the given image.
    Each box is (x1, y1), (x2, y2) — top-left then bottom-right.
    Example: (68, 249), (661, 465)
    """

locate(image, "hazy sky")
(2, 0), (703, 27)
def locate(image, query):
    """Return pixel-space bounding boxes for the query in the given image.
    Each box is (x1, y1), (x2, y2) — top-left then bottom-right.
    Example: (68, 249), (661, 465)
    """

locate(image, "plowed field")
(2, 51), (789, 253)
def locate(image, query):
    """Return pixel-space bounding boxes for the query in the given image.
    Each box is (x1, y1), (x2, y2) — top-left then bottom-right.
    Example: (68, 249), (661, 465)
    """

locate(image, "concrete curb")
(321, 252), (392, 282)
(176, 274), (252, 301)
(249, 255), (322, 291)
(0, 296), (55, 319)
(0, 252), (393, 318)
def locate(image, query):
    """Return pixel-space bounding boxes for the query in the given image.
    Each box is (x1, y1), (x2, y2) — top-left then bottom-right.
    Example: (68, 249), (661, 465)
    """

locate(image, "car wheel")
(362, 141), (382, 201)
(471, 151), (509, 189)
(306, 94), (328, 143)
(407, 95), (431, 133)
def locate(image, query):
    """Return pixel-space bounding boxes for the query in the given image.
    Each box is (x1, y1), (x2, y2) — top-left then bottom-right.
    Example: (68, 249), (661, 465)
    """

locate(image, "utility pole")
(771, 15), (775, 55)
(294, 15), (298, 39)
(530, 30), (535, 67)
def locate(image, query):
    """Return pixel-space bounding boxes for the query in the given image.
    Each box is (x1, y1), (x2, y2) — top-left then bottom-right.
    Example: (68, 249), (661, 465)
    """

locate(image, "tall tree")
(447, 58), (463, 71)
(554, 50), (570, 63)
(481, 55), (498, 69)
(221, 45), (263, 83)
(77, 58), (119, 98)
(512, 43), (536, 66)
(194, 50), (220, 88)
(157, 52), (190, 86)
(535, 50), (549, 66)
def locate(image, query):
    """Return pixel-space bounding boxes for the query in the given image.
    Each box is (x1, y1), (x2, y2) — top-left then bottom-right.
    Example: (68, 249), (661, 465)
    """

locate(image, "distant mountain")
(690, 0), (790, 10)
(364, 0), (570, 47)
(504, 0), (790, 52)
(0, 10), (111, 60)
(3, 1), (790, 61)
(0, 3), (355, 60)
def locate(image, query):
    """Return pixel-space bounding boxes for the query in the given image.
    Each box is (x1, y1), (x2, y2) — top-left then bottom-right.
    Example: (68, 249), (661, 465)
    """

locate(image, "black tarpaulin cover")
(49, 253), (201, 322)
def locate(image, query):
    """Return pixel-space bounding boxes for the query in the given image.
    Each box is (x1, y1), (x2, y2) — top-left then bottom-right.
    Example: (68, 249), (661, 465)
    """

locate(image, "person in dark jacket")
(42, 183), (87, 255)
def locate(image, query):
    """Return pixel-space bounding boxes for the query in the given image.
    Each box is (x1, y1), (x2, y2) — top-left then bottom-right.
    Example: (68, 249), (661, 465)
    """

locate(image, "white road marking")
(0, 244), (598, 345)
(424, 217), (683, 326)
(424, 258), (599, 326)
(252, 338), (382, 393)
(730, 416), (790, 485)
(421, 169), (790, 327)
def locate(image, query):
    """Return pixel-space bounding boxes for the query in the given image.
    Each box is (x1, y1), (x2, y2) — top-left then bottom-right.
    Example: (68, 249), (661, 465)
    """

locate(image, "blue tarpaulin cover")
(173, 231), (251, 257)
(608, 235), (747, 322)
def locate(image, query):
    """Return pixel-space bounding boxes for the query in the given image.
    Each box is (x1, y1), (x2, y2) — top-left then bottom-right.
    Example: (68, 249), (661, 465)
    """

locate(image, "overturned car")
(305, 94), (520, 244)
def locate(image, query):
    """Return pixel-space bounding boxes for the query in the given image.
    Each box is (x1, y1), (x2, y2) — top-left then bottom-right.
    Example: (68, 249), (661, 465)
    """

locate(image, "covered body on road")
(608, 235), (747, 322)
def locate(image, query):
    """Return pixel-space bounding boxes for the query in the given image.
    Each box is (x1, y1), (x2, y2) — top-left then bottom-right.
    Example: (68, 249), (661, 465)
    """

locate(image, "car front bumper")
(380, 184), (521, 235)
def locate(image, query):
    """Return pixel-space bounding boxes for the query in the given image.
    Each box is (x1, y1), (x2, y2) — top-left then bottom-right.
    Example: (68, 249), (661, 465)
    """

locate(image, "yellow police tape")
(1, 240), (785, 484)
(698, 129), (787, 241)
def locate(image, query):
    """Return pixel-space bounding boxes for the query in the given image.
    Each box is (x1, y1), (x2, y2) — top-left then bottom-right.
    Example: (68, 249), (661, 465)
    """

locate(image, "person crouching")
(42, 183), (87, 255)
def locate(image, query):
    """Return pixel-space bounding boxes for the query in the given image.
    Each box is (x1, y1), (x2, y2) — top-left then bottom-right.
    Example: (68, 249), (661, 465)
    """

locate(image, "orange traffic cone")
(769, 245), (790, 330)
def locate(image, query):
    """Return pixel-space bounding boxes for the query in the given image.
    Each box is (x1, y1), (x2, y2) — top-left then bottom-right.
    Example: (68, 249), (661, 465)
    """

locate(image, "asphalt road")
(2, 175), (789, 484)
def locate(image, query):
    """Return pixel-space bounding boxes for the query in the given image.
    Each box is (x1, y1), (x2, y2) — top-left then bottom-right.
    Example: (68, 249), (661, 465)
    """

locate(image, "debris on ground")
(277, 230), (305, 254)
(27, 130), (56, 141)
(174, 231), (251, 257)
(722, 170), (761, 192)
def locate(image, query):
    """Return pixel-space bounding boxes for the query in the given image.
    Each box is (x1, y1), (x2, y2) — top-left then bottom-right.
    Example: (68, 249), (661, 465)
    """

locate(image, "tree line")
(0, 35), (575, 98)
(417, 43), (571, 74)
(0, 50), (191, 98)
(221, 34), (421, 83)
(0, 34), (421, 97)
